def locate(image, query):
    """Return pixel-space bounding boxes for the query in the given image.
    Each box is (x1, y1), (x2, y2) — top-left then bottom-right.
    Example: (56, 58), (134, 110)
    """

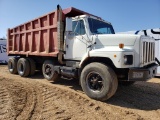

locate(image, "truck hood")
(93, 34), (139, 46)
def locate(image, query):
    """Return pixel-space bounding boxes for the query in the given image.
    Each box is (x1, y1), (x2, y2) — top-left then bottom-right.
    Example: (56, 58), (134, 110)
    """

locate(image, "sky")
(0, 0), (160, 38)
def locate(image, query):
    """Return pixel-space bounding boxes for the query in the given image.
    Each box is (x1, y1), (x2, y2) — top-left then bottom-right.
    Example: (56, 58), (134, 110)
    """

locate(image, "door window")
(72, 20), (86, 35)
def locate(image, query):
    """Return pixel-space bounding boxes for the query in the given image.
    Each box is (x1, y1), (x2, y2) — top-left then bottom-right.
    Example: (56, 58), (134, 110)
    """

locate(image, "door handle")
(66, 44), (69, 48)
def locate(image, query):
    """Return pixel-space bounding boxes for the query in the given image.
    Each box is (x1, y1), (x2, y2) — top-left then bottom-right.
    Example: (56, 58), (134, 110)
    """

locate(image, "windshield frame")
(88, 17), (115, 35)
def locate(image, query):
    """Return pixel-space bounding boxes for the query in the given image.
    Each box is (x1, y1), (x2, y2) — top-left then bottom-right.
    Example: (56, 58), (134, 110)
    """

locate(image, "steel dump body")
(7, 7), (93, 57)
(7, 9), (60, 57)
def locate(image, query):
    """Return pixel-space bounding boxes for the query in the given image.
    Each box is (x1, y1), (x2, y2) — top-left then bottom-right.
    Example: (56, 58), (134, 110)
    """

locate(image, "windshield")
(88, 18), (115, 34)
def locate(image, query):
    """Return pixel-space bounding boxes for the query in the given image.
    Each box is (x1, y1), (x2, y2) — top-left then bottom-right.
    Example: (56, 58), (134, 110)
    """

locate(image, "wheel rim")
(86, 72), (104, 92)
(44, 64), (53, 77)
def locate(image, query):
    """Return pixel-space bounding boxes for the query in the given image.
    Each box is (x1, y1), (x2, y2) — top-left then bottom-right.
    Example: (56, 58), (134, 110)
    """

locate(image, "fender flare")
(79, 52), (90, 68)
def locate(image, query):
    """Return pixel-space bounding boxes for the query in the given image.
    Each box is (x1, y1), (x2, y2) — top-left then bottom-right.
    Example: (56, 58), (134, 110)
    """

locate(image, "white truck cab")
(65, 15), (156, 68)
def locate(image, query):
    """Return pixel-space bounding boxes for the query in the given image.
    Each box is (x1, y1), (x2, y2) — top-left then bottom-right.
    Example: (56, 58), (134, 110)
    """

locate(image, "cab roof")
(63, 7), (101, 19)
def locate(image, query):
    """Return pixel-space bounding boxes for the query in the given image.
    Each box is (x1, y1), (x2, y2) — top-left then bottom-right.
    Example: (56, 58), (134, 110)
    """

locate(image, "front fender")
(89, 48), (134, 68)
(79, 52), (90, 68)
(80, 47), (134, 68)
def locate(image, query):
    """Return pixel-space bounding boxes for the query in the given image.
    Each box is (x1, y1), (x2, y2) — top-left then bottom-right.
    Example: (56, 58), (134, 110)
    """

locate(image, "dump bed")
(7, 6), (63, 57)
(7, 6), (96, 57)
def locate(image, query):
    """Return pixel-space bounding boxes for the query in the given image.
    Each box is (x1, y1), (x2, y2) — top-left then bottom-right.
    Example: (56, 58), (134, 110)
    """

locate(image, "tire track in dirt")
(37, 81), (145, 120)
(0, 65), (160, 120)
(0, 77), (140, 120)
(0, 83), (15, 120)
(40, 85), (111, 120)
(15, 84), (37, 120)
(0, 77), (43, 120)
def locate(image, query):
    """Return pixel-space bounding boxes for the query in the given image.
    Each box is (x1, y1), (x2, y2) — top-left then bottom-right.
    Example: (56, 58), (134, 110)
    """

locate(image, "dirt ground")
(0, 65), (160, 120)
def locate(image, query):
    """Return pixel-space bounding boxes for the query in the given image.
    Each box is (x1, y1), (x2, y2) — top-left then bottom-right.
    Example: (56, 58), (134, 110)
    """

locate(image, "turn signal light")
(119, 43), (124, 49)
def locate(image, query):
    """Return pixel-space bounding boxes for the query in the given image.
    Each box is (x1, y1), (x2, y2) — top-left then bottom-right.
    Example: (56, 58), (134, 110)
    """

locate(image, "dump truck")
(7, 5), (158, 101)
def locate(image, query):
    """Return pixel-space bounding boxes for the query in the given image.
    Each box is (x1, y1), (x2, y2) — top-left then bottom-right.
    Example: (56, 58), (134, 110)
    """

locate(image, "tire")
(42, 60), (60, 81)
(80, 62), (118, 101)
(8, 57), (18, 74)
(119, 81), (135, 86)
(17, 58), (30, 77)
(27, 58), (36, 76)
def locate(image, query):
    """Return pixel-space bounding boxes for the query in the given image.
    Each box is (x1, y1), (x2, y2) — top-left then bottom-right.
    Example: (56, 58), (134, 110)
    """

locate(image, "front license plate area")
(132, 72), (144, 78)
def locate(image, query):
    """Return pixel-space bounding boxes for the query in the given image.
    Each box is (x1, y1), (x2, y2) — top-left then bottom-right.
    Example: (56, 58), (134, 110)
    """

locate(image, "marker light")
(114, 54), (117, 57)
(119, 43), (124, 49)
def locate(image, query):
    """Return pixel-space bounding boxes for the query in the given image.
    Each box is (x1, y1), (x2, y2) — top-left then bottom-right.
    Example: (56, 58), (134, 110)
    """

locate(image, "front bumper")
(128, 64), (158, 81)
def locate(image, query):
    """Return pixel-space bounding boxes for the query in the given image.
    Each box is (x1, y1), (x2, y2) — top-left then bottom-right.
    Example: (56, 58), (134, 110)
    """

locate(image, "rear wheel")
(80, 62), (118, 101)
(8, 57), (18, 74)
(42, 60), (60, 81)
(17, 58), (30, 77)
(27, 58), (36, 76)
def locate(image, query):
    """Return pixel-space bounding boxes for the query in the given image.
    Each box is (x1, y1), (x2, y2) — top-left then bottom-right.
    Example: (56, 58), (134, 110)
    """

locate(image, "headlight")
(124, 55), (133, 65)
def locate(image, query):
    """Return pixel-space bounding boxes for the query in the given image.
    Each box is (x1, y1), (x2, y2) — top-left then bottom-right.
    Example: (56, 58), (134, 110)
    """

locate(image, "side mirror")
(66, 17), (72, 32)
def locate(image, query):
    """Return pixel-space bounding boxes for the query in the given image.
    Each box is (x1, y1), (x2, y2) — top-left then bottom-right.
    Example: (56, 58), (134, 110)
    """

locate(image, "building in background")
(0, 38), (8, 64)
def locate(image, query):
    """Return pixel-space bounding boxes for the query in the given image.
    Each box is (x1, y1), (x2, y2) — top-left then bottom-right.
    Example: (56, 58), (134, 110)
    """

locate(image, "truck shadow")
(28, 71), (44, 79)
(107, 81), (160, 111)
(53, 78), (82, 92)
(53, 78), (160, 111)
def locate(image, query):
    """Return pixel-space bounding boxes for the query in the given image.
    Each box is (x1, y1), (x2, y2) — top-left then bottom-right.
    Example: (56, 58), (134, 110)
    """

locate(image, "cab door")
(64, 19), (88, 60)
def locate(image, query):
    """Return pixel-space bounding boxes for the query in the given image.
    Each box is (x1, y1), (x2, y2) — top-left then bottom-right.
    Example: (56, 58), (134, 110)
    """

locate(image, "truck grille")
(142, 41), (155, 65)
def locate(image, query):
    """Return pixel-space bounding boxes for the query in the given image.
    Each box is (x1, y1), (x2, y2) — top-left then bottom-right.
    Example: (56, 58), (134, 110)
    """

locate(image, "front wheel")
(80, 62), (118, 101)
